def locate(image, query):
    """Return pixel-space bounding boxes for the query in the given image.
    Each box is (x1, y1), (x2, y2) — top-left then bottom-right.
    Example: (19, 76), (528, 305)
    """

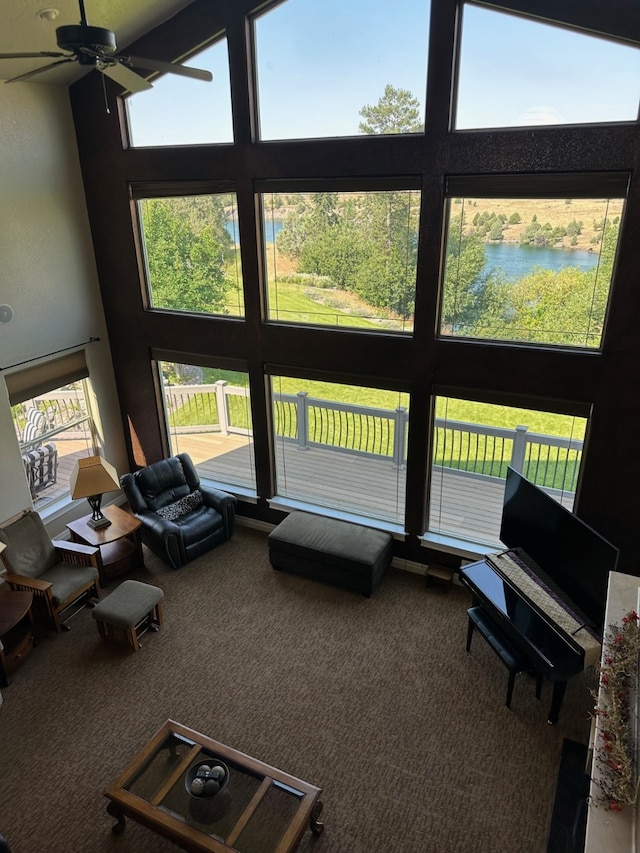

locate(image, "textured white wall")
(0, 82), (126, 533)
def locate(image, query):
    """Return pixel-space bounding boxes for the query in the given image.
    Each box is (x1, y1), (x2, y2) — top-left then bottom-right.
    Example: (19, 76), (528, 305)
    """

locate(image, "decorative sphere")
(204, 779), (220, 796)
(211, 765), (226, 781)
(197, 764), (211, 776)
(190, 777), (205, 796)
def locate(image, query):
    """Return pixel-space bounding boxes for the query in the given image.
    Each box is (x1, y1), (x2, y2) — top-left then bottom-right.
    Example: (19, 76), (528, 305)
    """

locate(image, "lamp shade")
(70, 456), (120, 500)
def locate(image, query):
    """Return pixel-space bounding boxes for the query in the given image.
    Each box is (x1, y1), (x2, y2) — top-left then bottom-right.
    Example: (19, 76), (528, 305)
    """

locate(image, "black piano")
(458, 468), (618, 723)
(459, 558), (585, 724)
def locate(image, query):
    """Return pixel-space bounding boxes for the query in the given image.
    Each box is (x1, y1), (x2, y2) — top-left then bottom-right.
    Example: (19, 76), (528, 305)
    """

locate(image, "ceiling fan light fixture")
(4, 1), (213, 89)
(56, 24), (117, 56)
(37, 9), (60, 22)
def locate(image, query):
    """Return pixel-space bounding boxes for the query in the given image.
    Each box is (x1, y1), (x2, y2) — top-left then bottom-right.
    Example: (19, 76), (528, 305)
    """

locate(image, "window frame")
(152, 352), (258, 499)
(6, 352), (99, 513)
(258, 177), (423, 335)
(267, 366), (411, 532)
(121, 31), (231, 150)
(131, 181), (243, 318)
(423, 385), (593, 550)
(452, 2), (640, 133)
(437, 171), (629, 351)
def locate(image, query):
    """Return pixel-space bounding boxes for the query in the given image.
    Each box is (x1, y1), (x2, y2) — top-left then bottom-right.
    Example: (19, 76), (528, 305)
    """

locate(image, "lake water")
(226, 218), (284, 243)
(225, 219), (600, 278)
(484, 241), (598, 279)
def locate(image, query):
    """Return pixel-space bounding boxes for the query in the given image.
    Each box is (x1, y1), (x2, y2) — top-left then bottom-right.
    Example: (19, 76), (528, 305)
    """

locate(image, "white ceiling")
(0, 0), (195, 85)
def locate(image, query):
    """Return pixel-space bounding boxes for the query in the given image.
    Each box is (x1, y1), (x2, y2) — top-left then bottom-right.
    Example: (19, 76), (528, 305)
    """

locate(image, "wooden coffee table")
(105, 720), (324, 853)
(67, 504), (143, 586)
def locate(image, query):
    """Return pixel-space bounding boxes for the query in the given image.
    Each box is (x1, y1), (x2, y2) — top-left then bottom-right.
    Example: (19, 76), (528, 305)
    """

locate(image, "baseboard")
(236, 515), (273, 534)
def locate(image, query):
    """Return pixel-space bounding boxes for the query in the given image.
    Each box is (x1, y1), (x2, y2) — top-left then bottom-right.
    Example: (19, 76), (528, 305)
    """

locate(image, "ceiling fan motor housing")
(56, 24), (117, 63)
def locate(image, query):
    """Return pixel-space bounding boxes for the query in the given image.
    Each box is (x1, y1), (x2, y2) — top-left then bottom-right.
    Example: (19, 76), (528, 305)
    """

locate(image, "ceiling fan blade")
(4, 57), (76, 83)
(123, 55), (213, 82)
(100, 62), (152, 94)
(0, 51), (66, 59)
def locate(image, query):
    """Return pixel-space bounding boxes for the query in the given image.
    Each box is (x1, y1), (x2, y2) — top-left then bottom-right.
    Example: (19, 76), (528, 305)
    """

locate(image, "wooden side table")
(66, 505), (143, 586)
(0, 590), (35, 686)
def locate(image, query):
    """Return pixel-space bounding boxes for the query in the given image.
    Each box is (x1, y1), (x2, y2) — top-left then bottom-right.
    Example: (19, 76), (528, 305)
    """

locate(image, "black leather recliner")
(120, 453), (236, 569)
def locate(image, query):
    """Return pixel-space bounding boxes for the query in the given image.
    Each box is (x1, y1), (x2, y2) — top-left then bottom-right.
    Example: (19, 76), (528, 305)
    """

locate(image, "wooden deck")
(170, 431), (510, 546)
(36, 432), (574, 548)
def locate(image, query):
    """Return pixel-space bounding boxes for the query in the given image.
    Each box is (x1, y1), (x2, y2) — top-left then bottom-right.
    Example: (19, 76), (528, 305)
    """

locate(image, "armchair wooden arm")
(52, 540), (100, 569)
(3, 572), (53, 593)
(3, 571), (56, 632)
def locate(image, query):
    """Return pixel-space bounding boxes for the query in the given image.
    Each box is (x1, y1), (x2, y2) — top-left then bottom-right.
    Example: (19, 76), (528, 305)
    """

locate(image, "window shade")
(5, 350), (89, 405)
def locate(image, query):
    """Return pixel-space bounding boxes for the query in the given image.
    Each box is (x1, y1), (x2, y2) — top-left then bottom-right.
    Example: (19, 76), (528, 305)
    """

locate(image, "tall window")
(262, 188), (420, 332)
(136, 192), (244, 317)
(271, 375), (408, 527)
(440, 177), (626, 348)
(6, 352), (97, 511)
(125, 38), (233, 147)
(428, 396), (586, 547)
(159, 361), (256, 494)
(253, 0), (430, 140)
(455, 4), (640, 130)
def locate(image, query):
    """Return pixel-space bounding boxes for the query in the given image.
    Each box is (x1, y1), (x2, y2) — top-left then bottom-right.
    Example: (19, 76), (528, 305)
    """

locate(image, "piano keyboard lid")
(486, 550), (601, 668)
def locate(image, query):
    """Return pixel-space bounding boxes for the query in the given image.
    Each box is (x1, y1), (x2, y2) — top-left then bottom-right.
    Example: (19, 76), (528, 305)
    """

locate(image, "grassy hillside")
(455, 196), (623, 252)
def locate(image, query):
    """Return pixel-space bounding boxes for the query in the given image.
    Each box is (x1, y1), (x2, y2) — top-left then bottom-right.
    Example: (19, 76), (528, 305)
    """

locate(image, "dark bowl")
(185, 758), (230, 799)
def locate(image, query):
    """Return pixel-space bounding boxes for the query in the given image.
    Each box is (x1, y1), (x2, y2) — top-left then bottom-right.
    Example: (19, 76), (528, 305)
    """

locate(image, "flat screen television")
(499, 467), (619, 635)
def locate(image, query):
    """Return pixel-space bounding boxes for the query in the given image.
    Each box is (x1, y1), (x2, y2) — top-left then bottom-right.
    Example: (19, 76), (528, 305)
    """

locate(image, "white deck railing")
(163, 382), (583, 494)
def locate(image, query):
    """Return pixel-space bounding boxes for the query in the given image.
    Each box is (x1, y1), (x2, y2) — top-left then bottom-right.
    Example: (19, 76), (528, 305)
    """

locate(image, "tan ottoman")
(92, 580), (163, 651)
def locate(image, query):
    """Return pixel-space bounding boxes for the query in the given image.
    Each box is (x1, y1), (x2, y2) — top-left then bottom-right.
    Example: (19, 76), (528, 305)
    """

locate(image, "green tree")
(276, 199), (313, 259)
(486, 223), (619, 347)
(351, 192), (419, 316)
(598, 220), (619, 279)
(358, 84), (423, 134)
(520, 221), (555, 247)
(494, 267), (604, 346)
(140, 196), (234, 313)
(441, 223), (489, 330)
(508, 212), (521, 224)
(298, 205), (365, 291)
(488, 219), (504, 241)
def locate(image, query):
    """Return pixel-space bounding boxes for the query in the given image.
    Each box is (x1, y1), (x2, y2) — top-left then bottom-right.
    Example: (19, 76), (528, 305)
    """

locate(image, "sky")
(126, 0), (640, 147)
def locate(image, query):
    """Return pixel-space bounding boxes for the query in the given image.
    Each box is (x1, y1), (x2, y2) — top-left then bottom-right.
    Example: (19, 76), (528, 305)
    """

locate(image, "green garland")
(592, 609), (640, 811)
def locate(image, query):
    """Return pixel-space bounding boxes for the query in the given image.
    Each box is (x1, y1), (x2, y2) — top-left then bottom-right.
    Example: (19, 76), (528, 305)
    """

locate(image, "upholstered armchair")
(0, 511), (100, 633)
(120, 453), (236, 569)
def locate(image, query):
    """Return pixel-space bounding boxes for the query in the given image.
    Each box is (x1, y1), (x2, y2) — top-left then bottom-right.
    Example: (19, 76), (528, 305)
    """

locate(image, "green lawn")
(266, 281), (382, 330)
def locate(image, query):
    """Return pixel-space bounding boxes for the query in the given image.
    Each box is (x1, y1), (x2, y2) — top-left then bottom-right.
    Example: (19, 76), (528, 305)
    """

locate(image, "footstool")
(267, 511), (393, 596)
(92, 580), (164, 651)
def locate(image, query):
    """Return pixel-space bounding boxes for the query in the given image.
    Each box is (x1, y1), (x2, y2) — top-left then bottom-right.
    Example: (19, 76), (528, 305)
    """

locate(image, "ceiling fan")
(0, 0), (213, 93)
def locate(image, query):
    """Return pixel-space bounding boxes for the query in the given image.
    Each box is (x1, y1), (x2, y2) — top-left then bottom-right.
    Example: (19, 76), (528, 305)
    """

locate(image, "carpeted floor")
(0, 524), (596, 852)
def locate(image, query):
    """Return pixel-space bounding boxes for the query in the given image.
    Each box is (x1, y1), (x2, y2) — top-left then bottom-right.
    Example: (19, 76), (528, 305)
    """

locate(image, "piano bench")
(466, 606), (531, 709)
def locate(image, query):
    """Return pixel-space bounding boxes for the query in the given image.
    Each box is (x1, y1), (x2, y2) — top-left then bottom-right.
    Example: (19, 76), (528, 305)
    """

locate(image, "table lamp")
(70, 455), (120, 529)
